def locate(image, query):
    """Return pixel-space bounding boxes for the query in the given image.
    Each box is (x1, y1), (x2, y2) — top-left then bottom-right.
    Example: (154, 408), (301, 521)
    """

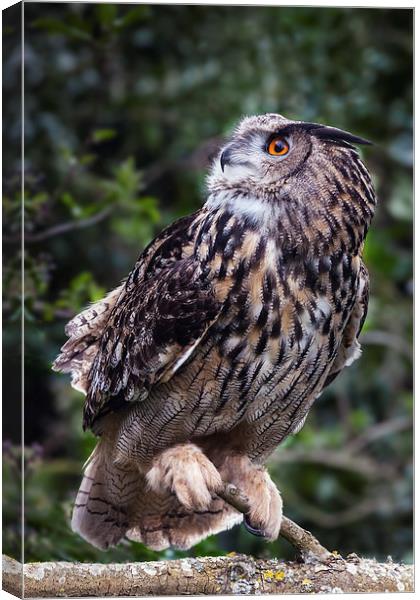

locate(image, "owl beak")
(220, 148), (232, 172)
(220, 146), (253, 172)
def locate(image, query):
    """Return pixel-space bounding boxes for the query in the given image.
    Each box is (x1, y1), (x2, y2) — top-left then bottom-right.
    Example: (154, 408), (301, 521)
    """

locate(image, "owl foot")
(146, 443), (223, 511)
(219, 454), (283, 541)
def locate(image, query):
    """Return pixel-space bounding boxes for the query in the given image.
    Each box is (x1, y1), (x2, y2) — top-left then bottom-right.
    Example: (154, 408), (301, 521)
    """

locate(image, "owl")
(54, 113), (376, 551)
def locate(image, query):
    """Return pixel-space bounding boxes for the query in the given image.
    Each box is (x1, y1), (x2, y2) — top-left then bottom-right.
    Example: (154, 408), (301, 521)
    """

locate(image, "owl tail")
(71, 443), (242, 551)
(71, 442), (142, 550)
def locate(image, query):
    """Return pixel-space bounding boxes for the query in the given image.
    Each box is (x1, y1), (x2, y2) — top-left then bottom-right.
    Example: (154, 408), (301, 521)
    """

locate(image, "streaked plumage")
(54, 113), (376, 551)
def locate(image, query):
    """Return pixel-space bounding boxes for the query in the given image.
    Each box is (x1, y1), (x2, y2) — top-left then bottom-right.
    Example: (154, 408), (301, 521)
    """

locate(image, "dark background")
(3, 3), (412, 564)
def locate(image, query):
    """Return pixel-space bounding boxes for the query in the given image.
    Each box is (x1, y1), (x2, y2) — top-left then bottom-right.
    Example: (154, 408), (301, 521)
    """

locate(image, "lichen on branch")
(2, 553), (413, 597)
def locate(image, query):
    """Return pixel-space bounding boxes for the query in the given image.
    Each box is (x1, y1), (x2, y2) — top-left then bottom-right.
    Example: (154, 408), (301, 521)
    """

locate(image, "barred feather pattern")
(54, 114), (376, 551)
(112, 147), (374, 465)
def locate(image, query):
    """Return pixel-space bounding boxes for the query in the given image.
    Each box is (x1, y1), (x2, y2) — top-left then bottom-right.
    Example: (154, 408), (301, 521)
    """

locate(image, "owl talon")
(244, 515), (266, 537)
(218, 454), (283, 541)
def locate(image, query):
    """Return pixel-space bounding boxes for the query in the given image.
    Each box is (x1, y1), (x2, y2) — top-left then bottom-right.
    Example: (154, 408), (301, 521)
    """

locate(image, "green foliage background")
(3, 4), (412, 564)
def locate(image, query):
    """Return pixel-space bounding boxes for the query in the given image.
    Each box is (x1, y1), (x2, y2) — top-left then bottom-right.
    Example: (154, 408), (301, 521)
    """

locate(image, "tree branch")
(2, 480), (412, 596)
(346, 416), (412, 454)
(219, 483), (331, 562)
(360, 330), (412, 360)
(2, 553), (413, 597)
(4, 206), (114, 244)
(271, 448), (396, 479)
(4, 136), (224, 246)
(282, 488), (395, 528)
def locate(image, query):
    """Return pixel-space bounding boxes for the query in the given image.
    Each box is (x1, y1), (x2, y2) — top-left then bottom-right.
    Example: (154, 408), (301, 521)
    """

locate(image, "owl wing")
(53, 213), (197, 393)
(54, 211), (225, 431)
(322, 261), (370, 390)
(52, 284), (126, 394)
(83, 257), (222, 429)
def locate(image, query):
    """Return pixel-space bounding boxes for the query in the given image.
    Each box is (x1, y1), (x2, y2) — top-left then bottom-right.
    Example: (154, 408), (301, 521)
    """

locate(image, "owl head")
(206, 113), (373, 223)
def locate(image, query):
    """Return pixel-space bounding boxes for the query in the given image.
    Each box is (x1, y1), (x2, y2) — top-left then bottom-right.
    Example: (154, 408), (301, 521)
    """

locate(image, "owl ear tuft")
(308, 124), (373, 147)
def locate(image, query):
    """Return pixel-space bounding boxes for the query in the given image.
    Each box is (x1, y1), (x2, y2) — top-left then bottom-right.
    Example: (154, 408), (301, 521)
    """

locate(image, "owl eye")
(267, 136), (290, 157)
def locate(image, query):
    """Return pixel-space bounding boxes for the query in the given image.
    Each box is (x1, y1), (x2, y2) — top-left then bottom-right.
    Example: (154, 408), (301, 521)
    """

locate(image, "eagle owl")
(54, 113), (375, 551)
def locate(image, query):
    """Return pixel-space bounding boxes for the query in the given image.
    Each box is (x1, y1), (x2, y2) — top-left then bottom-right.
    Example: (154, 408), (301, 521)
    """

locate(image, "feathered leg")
(126, 443), (242, 550)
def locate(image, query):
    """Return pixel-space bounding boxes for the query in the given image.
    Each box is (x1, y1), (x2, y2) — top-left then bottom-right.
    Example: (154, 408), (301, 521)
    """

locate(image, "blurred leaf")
(95, 4), (118, 28)
(388, 174), (413, 221)
(349, 408), (372, 432)
(92, 128), (117, 143)
(32, 17), (92, 41)
(115, 6), (151, 29)
(53, 272), (106, 316)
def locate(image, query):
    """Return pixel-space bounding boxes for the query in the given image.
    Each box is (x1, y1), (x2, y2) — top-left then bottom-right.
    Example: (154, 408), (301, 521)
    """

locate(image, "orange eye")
(267, 136), (290, 156)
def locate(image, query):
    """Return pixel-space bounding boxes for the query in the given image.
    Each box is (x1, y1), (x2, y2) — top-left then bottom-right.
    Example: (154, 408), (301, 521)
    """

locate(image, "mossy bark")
(2, 553), (414, 597)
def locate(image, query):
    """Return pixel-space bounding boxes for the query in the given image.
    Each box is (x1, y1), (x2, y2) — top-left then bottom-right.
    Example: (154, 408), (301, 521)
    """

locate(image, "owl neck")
(205, 190), (280, 230)
(204, 189), (371, 259)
